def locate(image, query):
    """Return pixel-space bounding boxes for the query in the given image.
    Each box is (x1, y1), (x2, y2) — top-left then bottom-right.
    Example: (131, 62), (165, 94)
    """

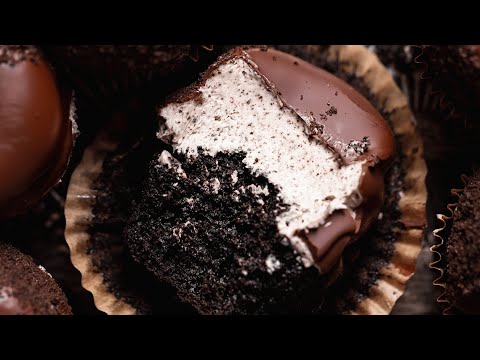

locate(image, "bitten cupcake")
(0, 242), (72, 315)
(65, 45), (427, 315)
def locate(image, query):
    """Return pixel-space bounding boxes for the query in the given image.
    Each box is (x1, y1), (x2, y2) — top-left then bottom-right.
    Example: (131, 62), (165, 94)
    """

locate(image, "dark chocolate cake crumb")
(347, 137), (370, 155)
(125, 150), (328, 314)
(326, 106), (337, 116)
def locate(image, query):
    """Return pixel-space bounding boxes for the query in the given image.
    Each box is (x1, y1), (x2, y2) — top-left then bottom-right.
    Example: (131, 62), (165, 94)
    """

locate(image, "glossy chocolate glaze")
(0, 46), (73, 218)
(0, 288), (31, 315)
(245, 48), (395, 272)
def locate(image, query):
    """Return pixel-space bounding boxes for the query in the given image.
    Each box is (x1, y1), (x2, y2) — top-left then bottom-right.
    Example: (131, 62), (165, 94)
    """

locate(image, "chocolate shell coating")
(0, 45), (72, 218)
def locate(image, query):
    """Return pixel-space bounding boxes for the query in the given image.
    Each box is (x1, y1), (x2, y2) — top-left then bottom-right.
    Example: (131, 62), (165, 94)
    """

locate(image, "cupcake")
(432, 171), (480, 314)
(418, 45), (480, 123)
(43, 45), (221, 114)
(65, 45), (426, 314)
(0, 242), (72, 315)
(0, 45), (75, 219)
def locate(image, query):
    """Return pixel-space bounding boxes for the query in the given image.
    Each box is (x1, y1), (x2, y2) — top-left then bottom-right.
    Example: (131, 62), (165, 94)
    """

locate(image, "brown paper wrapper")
(65, 120), (136, 315)
(65, 45), (426, 315)
(430, 175), (469, 315)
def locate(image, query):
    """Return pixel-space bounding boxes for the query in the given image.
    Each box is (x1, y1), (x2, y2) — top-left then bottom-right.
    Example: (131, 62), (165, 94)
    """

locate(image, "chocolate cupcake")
(432, 172), (480, 314)
(0, 242), (72, 315)
(0, 45), (75, 218)
(418, 45), (480, 123)
(43, 45), (221, 113)
(124, 47), (397, 314)
(65, 45), (426, 314)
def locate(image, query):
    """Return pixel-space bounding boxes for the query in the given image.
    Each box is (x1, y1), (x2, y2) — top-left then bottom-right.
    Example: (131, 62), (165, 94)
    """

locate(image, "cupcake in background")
(0, 45), (76, 219)
(432, 171), (480, 314)
(419, 45), (480, 123)
(0, 242), (72, 315)
(43, 45), (222, 116)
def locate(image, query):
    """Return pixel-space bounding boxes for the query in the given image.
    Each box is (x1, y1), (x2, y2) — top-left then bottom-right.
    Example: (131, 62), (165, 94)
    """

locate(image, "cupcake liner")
(430, 175), (470, 315)
(65, 45), (426, 315)
(65, 115), (138, 315)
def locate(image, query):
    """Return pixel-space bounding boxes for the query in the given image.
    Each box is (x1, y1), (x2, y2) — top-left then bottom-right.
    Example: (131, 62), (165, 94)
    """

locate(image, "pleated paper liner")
(64, 45), (426, 315)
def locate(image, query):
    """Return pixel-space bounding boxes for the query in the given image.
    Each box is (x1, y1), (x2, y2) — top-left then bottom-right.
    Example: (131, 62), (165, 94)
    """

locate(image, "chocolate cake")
(0, 242), (72, 315)
(124, 47), (396, 314)
(0, 45), (74, 218)
(440, 172), (480, 314)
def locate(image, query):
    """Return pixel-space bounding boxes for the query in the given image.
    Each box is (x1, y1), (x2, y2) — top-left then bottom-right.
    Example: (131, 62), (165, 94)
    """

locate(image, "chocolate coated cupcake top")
(0, 45), (73, 218)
